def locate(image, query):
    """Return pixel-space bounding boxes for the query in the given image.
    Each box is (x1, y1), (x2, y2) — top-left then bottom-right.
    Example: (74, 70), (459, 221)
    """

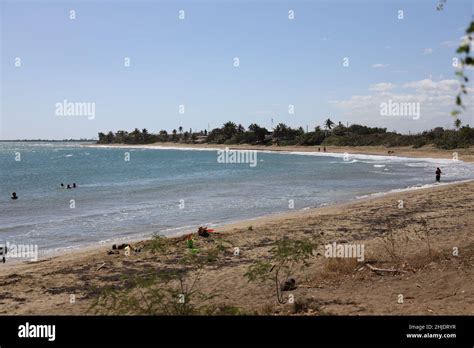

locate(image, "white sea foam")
(85, 144), (472, 165)
(354, 179), (474, 200)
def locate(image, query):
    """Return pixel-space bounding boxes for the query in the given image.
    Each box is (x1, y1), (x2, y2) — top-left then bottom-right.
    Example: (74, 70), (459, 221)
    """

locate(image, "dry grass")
(323, 258), (360, 274)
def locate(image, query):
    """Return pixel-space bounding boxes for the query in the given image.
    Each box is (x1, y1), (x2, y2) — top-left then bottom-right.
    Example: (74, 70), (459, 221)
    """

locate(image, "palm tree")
(222, 121), (237, 140)
(105, 131), (114, 143)
(248, 123), (267, 143)
(178, 126), (183, 134)
(130, 128), (141, 143)
(98, 132), (106, 143)
(324, 118), (335, 130)
(142, 128), (150, 142)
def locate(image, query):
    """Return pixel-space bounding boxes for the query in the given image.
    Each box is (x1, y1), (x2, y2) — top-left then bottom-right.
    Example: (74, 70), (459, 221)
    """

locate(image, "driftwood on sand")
(365, 263), (407, 275)
(96, 263), (106, 271)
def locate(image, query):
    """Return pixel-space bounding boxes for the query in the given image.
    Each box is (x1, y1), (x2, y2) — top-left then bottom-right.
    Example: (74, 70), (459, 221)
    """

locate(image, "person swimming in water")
(60, 183), (65, 188)
(435, 167), (442, 182)
(11, 192), (18, 200)
(67, 184), (71, 189)
(73, 183), (77, 188)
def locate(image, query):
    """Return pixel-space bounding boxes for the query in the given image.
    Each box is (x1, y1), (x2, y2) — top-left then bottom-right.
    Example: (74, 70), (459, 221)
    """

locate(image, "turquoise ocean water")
(1, 142), (473, 256)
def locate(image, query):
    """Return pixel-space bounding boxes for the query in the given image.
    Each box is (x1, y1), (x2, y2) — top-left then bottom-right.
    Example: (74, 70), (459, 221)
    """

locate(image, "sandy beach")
(1, 175), (472, 315)
(88, 143), (474, 163)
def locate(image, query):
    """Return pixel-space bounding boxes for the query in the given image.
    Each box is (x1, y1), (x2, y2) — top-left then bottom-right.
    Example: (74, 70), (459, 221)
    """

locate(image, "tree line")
(97, 119), (474, 150)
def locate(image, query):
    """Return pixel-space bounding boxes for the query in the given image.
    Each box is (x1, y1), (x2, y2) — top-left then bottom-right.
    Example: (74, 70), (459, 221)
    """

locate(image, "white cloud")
(372, 63), (390, 69)
(403, 79), (459, 94)
(369, 82), (396, 92)
(422, 48), (433, 55)
(329, 78), (470, 132)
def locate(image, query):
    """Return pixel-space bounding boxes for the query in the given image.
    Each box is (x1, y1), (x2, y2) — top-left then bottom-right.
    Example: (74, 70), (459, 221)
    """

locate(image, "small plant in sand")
(244, 237), (318, 305)
(215, 237), (232, 254)
(149, 233), (168, 254)
(379, 218), (410, 262)
(416, 217), (433, 260)
(90, 244), (224, 315)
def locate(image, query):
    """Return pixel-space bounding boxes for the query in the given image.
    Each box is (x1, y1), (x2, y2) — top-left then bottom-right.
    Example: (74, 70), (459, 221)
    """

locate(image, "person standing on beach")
(436, 167), (442, 182)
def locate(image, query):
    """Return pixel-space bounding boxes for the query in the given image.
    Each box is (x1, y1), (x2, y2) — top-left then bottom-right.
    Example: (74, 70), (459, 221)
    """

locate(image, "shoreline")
(2, 142), (473, 271)
(85, 143), (474, 163)
(3, 142), (474, 265)
(0, 180), (472, 315)
(2, 177), (472, 268)
(1, 177), (471, 272)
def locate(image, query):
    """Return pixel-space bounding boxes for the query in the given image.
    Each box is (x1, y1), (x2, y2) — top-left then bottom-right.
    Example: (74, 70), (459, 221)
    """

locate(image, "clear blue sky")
(1, 0), (472, 139)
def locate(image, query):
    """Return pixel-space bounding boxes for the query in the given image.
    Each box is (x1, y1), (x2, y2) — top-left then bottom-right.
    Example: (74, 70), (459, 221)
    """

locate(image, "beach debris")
(365, 263), (407, 275)
(109, 243), (141, 255)
(186, 235), (194, 248)
(184, 235), (199, 253)
(198, 226), (210, 237)
(45, 287), (66, 295)
(185, 234), (199, 254)
(281, 278), (297, 292)
(96, 262), (106, 271)
(174, 233), (192, 244)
